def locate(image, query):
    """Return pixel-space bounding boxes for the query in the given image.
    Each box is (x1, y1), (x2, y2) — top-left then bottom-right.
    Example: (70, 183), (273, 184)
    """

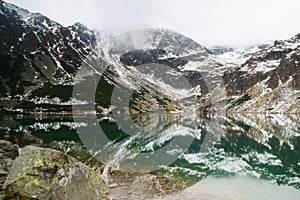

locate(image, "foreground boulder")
(4, 146), (107, 200)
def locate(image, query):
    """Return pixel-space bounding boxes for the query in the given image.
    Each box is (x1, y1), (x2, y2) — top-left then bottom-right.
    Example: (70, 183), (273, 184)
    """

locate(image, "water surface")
(1, 113), (299, 199)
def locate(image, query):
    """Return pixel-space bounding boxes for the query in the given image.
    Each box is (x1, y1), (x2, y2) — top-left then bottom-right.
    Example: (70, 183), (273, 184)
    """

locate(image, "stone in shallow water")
(4, 146), (107, 200)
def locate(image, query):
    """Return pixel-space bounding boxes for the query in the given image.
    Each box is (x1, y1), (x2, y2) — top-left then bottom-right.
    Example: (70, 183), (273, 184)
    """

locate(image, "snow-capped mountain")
(101, 28), (226, 108)
(0, 0), (100, 112)
(224, 35), (300, 113)
(210, 43), (272, 67)
(0, 0), (299, 114)
(0, 1), (194, 113)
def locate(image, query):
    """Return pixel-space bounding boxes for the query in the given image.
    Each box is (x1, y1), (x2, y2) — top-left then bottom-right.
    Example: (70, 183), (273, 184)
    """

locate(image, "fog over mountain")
(5, 0), (300, 48)
(1, 1), (300, 200)
(0, 0), (299, 114)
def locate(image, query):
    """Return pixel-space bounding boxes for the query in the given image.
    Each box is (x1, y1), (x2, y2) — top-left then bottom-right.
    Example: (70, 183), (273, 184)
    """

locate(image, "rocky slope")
(210, 43), (272, 65)
(0, 1), (196, 114)
(0, 0), (299, 114)
(101, 28), (228, 112)
(224, 35), (300, 113)
(0, 0), (100, 113)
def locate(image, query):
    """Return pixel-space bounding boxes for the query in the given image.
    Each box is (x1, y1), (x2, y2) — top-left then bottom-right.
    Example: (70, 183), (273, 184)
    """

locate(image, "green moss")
(4, 146), (106, 199)
(6, 189), (35, 199)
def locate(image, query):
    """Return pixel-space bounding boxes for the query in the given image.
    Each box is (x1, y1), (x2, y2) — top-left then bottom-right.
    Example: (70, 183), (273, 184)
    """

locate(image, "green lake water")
(1, 113), (300, 199)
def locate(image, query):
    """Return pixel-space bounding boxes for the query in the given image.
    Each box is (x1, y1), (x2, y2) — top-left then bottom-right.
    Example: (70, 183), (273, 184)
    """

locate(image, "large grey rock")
(4, 146), (107, 200)
(0, 140), (18, 173)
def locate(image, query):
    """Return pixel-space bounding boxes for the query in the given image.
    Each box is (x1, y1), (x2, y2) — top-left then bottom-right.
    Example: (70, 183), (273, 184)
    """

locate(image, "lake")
(1, 113), (300, 199)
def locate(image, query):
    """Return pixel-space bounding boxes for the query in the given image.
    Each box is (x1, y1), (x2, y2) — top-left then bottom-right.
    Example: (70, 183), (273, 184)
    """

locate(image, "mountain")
(0, 1), (225, 114)
(0, 0), (299, 114)
(224, 35), (300, 113)
(210, 43), (272, 67)
(102, 28), (227, 109)
(0, 1), (199, 114)
(0, 0), (101, 112)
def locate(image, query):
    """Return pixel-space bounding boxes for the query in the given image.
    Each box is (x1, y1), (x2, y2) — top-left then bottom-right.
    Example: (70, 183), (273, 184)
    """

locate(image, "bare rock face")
(0, 140), (18, 173)
(0, 140), (18, 198)
(224, 35), (300, 113)
(4, 146), (107, 200)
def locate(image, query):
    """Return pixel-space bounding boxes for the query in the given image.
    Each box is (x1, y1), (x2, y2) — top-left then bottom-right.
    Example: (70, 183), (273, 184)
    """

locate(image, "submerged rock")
(4, 146), (107, 200)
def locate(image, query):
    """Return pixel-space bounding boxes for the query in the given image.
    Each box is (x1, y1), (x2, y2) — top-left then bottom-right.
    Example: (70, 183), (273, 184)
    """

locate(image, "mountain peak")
(68, 22), (97, 48)
(1, 0), (31, 20)
(71, 22), (89, 30)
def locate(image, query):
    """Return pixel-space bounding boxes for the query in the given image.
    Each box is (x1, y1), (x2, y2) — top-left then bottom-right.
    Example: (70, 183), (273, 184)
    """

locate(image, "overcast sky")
(5, 0), (300, 48)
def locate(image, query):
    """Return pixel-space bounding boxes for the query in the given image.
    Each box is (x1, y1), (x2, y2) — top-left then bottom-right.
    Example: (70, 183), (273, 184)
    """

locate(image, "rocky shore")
(0, 140), (107, 200)
(0, 140), (193, 200)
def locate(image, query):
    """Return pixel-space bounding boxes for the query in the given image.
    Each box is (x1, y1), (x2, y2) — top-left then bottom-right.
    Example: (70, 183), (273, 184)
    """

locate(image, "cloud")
(5, 0), (300, 48)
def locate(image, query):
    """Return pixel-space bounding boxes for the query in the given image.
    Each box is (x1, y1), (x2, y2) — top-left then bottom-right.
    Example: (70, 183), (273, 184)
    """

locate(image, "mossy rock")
(0, 140), (19, 199)
(0, 140), (19, 173)
(4, 146), (107, 200)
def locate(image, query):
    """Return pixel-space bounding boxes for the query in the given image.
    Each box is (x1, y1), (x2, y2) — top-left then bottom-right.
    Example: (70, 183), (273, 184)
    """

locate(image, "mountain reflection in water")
(0, 113), (299, 198)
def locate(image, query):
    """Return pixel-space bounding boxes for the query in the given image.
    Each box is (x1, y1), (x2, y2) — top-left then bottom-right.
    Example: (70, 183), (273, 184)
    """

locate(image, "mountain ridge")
(0, 0), (299, 114)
